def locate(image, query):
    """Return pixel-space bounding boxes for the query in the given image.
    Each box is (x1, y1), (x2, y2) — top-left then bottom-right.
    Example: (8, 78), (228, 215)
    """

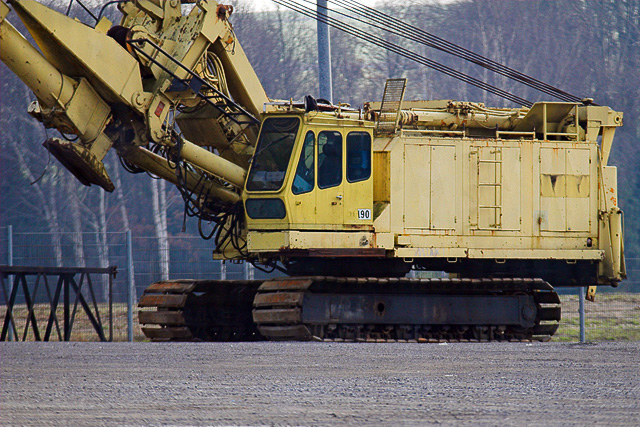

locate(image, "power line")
(272, 0), (533, 106)
(325, 0), (584, 103)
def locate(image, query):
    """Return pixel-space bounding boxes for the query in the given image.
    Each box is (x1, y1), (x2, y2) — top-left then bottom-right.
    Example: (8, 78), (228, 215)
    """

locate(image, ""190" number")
(357, 209), (371, 220)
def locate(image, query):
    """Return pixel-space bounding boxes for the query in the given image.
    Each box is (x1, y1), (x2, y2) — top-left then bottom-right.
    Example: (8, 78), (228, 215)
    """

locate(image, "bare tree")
(151, 178), (170, 280)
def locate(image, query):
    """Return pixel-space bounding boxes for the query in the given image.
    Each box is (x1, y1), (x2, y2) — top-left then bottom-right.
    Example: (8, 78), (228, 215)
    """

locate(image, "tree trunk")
(151, 179), (170, 280)
(6, 120), (63, 265)
(66, 177), (86, 268)
(97, 190), (110, 301)
(110, 154), (137, 300)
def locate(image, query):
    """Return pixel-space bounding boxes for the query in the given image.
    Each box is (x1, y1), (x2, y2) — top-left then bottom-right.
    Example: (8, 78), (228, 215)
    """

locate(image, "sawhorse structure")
(0, 266), (117, 341)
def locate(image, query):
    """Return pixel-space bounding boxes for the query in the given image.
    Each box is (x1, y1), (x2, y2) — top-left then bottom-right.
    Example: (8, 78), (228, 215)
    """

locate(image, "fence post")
(220, 260), (227, 280)
(126, 230), (134, 342)
(579, 287), (586, 343)
(7, 226), (13, 342)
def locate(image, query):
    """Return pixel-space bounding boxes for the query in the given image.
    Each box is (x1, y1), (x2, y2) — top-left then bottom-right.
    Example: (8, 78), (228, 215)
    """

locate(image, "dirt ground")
(3, 293), (640, 342)
(1, 342), (639, 426)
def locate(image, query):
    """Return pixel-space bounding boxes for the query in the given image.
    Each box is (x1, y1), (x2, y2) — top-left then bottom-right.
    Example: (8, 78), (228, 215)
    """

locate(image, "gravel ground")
(1, 342), (639, 426)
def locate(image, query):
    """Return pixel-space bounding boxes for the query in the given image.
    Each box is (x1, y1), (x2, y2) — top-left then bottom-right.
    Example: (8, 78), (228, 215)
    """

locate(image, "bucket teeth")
(44, 138), (114, 192)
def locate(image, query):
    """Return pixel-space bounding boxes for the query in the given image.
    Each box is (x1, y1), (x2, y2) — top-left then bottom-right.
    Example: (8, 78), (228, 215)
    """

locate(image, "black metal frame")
(0, 266), (117, 342)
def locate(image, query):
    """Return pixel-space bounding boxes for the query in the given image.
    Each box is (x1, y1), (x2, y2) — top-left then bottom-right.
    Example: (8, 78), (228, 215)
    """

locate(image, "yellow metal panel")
(566, 148), (590, 175)
(344, 178), (373, 225)
(396, 247), (603, 260)
(65, 79), (110, 140)
(406, 233), (592, 250)
(373, 151), (391, 203)
(248, 231), (375, 251)
(287, 231), (375, 249)
(288, 191), (316, 225)
(541, 175), (566, 197)
(567, 198), (589, 231)
(372, 202), (391, 232)
(388, 138), (405, 233)
(396, 247), (468, 259)
(540, 197), (566, 231)
(430, 146), (456, 229)
(375, 232), (394, 249)
(540, 147), (565, 174)
(565, 148), (591, 233)
(602, 166), (619, 209)
(247, 231), (288, 252)
(565, 176), (590, 198)
(466, 249), (603, 260)
(404, 144), (430, 228)
(0, 1), (9, 22)
(540, 147), (566, 231)
(94, 17), (112, 34)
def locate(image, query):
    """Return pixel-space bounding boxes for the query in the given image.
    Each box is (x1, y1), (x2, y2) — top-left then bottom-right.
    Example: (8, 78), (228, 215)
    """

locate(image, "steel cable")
(272, 0), (532, 106)
(324, 0), (584, 103)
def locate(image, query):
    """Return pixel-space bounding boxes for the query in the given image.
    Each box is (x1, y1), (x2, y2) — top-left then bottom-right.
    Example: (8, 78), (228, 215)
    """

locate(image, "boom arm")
(0, 0), (268, 201)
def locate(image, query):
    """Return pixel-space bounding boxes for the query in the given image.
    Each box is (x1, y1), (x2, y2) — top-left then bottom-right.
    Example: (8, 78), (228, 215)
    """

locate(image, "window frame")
(317, 130), (343, 190)
(245, 117), (301, 192)
(291, 130), (316, 195)
(346, 131), (372, 183)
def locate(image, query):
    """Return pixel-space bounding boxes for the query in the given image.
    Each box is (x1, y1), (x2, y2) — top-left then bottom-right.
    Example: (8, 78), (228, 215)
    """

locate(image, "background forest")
(0, 0), (638, 288)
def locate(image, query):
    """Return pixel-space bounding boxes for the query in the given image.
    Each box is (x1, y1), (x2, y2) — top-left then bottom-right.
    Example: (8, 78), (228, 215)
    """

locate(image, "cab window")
(346, 132), (371, 183)
(246, 117), (300, 191)
(317, 131), (342, 189)
(292, 131), (315, 195)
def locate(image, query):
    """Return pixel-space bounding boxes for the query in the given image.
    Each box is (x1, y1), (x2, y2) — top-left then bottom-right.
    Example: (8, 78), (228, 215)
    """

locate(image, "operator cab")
(244, 113), (374, 230)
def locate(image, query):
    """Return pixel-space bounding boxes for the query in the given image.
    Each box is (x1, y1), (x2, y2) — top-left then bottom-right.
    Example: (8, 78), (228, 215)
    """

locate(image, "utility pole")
(317, 0), (333, 103)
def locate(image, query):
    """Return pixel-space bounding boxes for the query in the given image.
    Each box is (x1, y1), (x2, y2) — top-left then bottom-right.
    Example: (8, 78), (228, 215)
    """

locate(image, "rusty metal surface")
(253, 276), (560, 342)
(138, 294), (187, 308)
(138, 311), (185, 326)
(139, 279), (263, 342)
(143, 281), (198, 294)
(279, 248), (387, 257)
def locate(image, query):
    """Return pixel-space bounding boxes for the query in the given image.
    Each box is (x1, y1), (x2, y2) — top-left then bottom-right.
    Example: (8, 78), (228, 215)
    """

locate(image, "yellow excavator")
(0, 0), (626, 341)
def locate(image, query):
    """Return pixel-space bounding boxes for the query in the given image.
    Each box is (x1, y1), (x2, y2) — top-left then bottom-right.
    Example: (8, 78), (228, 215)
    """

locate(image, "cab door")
(315, 130), (344, 225)
(343, 131), (373, 225)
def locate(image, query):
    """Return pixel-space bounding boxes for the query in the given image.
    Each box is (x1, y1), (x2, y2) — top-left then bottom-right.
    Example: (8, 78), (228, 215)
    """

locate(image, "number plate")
(357, 209), (371, 220)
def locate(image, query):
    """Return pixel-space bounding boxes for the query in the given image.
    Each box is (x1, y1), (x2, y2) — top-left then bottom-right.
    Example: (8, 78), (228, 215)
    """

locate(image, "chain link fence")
(1, 226), (638, 341)
(0, 226), (276, 341)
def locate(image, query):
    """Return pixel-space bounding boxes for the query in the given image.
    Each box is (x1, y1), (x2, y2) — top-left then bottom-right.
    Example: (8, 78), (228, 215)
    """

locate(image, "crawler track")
(139, 279), (263, 341)
(140, 277), (560, 342)
(253, 277), (560, 342)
